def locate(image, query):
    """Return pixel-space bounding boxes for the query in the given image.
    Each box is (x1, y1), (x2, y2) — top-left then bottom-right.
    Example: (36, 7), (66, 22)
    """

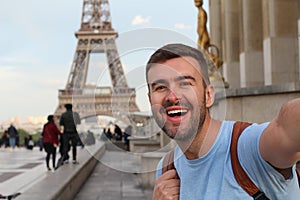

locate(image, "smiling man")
(146, 43), (300, 199)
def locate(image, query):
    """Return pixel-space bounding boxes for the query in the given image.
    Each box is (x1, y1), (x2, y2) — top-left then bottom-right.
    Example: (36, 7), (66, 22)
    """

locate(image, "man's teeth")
(167, 109), (188, 116)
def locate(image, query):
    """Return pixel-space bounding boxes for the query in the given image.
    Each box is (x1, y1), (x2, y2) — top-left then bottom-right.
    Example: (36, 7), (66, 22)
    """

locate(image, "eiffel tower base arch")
(55, 86), (139, 126)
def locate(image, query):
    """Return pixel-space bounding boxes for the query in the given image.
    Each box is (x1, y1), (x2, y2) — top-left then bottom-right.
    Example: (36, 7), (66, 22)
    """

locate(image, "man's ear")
(205, 85), (215, 108)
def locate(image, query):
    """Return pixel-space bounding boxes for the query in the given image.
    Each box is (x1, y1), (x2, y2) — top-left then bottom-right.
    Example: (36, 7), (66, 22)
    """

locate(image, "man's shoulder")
(60, 111), (68, 117)
(238, 122), (269, 136)
(221, 120), (264, 134)
(61, 111), (74, 117)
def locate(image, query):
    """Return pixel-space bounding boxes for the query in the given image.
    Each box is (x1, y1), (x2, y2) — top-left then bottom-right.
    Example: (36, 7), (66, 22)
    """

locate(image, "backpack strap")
(231, 121), (270, 200)
(296, 169), (300, 186)
(162, 149), (175, 174)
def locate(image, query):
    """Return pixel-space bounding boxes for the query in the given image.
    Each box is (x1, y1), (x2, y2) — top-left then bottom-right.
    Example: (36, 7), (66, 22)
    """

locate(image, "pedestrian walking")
(59, 104), (81, 164)
(42, 115), (61, 170)
(7, 124), (18, 149)
(0, 130), (9, 148)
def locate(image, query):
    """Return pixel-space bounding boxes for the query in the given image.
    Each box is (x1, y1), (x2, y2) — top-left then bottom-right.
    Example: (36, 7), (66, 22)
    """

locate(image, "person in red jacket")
(42, 115), (61, 171)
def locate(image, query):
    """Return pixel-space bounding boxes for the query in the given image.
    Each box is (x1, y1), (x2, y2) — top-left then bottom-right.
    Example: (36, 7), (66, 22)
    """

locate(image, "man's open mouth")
(167, 109), (188, 117)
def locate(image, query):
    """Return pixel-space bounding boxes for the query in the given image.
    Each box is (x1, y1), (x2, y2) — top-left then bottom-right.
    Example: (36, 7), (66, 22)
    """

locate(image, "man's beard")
(152, 95), (207, 142)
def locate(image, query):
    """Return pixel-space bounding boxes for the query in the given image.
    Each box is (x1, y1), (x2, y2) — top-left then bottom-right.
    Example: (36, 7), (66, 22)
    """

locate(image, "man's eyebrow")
(175, 75), (196, 82)
(149, 79), (168, 87)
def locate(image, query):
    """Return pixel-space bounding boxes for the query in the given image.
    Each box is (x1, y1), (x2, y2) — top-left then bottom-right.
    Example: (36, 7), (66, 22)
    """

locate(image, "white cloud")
(174, 23), (192, 30)
(0, 66), (24, 89)
(131, 15), (151, 26)
(0, 67), (20, 77)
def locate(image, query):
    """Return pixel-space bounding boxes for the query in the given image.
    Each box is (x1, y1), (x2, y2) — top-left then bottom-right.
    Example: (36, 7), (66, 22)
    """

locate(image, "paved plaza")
(0, 146), (153, 199)
(0, 147), (47, 196)
(75, 151), (153, 200)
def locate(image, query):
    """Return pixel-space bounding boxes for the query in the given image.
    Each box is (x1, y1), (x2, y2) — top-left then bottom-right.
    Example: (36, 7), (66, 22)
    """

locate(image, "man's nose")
(165, 89), (181, 104)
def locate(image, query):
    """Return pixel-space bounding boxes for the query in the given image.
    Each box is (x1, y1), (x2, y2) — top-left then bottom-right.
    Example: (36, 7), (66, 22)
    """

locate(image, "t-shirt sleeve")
(238, 122), (300, 198)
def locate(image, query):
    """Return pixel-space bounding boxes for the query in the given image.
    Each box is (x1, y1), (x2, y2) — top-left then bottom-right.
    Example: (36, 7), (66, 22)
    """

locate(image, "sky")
(0, 0), (209, 124)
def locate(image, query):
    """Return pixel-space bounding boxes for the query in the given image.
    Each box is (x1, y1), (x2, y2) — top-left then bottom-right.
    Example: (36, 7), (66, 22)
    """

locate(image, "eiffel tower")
(55, 0), (139, 123)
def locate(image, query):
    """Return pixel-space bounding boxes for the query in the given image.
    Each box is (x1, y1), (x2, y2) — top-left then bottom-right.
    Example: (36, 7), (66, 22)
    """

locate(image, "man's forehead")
(150, 56), (199, 69)
(147, 57), (201, 80)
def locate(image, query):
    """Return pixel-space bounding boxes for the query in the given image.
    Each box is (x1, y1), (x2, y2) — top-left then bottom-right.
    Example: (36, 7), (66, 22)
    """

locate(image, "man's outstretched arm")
(260, 98), (300, 171)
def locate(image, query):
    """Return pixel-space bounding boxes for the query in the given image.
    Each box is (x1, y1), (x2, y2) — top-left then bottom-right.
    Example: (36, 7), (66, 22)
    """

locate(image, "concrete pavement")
(75, 151), (153, 200)
(0, 147), (47, 196)
(0, 144), (153, 200)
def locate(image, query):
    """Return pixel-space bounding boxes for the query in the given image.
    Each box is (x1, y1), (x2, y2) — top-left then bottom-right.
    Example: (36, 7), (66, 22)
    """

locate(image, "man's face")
(147, 56), (209, 141)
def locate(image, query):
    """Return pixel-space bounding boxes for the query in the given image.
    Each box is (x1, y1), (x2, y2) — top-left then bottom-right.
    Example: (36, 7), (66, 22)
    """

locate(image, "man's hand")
(152, 169), (180, 200)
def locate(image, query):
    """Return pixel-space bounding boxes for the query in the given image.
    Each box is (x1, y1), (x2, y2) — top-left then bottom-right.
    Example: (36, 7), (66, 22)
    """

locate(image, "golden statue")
(194, 0), (228, 87)
(194, 0), (210, 50)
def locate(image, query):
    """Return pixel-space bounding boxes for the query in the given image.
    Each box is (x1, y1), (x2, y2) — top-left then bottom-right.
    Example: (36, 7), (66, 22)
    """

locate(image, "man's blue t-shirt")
(156, 121), (300, 199)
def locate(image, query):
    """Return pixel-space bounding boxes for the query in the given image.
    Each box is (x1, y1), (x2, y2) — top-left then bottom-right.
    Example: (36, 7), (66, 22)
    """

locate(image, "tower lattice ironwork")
(55, 0), (139, 122)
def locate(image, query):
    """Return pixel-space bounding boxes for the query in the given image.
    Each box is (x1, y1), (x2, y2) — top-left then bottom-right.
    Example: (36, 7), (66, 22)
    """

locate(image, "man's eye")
(180, 81), (191, 87)
(153, 85), (167, 92)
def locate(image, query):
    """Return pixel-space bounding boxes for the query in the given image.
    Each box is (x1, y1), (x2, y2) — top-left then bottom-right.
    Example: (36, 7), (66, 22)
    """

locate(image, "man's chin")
(163, 127), (194, 141)
(161, 127), (175, 139)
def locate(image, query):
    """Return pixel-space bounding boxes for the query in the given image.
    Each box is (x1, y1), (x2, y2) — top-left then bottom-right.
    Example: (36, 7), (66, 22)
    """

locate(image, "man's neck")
(177, 117), (222, 160)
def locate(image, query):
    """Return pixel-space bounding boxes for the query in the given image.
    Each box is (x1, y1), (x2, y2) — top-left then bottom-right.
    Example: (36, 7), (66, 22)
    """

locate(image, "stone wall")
(211, 83), (300, 123)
